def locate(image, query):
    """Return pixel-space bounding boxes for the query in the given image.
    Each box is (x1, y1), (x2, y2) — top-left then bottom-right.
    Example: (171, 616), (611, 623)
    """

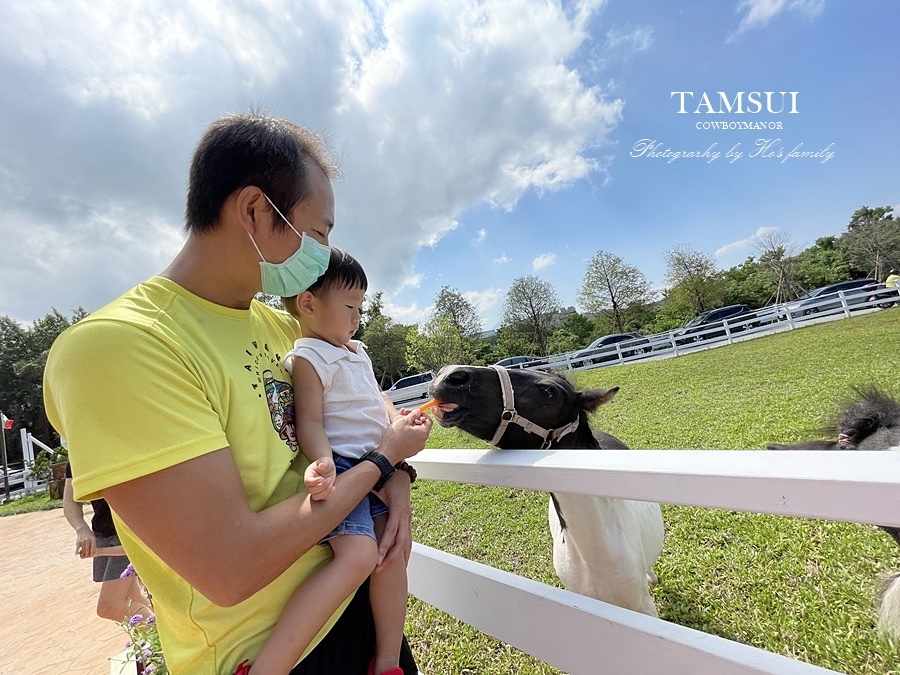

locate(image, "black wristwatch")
(360, 450), (396, 491)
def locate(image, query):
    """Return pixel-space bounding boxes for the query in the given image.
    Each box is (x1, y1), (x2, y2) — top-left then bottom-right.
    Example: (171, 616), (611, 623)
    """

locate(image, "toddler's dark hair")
(282, 247), (367, 318)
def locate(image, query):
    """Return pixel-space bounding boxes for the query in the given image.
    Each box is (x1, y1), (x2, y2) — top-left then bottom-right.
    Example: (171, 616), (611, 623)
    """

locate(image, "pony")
(429, 364), (664, 617)
(767, 386), (900, 639)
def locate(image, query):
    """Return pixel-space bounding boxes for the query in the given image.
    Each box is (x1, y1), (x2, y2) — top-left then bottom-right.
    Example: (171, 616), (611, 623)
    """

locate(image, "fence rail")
(407, 448), (900, 674)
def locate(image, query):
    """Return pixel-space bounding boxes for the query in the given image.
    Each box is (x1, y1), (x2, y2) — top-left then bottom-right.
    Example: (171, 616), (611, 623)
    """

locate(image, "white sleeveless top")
(284, 338), (389, 459)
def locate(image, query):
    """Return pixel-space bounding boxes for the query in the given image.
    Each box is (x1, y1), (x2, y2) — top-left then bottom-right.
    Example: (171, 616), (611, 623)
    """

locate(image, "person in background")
(885, 269), (899, 289)
(62, 461), (151, 622)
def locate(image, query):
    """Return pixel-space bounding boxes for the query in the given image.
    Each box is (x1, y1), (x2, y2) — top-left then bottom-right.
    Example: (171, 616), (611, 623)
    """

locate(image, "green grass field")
(407, 309), (900, 674)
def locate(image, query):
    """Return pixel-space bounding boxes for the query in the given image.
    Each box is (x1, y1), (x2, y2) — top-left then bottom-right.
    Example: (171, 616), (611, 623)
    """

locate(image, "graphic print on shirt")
(244, 341), (299, 455)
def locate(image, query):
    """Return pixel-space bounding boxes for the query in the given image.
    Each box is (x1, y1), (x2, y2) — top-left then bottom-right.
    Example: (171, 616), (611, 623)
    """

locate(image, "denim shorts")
(321, 454), (389, 544)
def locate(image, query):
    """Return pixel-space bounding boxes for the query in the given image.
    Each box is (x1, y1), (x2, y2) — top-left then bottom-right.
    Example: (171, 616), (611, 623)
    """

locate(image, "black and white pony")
(429, 365), (664, 616)
(767, 386), (900, 639)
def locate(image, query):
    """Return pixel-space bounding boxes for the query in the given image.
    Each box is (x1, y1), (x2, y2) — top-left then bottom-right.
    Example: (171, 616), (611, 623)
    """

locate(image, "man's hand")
(375, 471), (412, 570)
(377, 409), (432, 465)
(75, 527), (96, 559)
(304, 456), (336, 501)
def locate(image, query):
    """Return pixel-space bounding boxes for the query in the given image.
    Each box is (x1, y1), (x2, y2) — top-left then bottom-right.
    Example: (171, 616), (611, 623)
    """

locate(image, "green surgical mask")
(247, 194), (331, 296)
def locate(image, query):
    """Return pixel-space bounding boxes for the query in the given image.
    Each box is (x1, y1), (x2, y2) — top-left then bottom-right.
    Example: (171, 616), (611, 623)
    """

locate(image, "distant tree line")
(1, 205), (896, 460)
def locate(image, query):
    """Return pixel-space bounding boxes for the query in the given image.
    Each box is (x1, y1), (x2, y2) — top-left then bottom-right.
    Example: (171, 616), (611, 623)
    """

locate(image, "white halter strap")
(487, 365), (580, 449)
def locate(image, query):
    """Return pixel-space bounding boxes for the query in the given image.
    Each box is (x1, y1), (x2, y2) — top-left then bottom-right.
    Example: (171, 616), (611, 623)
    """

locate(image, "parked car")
(385, 370), (435, 405)
(571, 332), (651, 367)
(789, 278), (889, 319)
(494, 355), (551, 371)
(674, 304), (754, 345)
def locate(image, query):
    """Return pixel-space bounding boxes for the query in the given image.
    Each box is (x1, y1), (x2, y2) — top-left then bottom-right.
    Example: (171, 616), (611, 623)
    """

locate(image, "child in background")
(238, 247), (427, 675)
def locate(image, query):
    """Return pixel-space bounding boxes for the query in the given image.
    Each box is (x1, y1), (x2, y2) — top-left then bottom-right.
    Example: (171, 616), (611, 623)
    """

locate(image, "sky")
(1, 0), (898, 330)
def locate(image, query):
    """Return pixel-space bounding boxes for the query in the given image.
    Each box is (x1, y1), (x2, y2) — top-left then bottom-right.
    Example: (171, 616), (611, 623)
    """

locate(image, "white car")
(385, 371), (435, 406)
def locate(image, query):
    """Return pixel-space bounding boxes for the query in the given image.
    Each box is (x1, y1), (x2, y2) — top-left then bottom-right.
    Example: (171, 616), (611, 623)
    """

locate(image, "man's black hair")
(185, 111), (339, 234)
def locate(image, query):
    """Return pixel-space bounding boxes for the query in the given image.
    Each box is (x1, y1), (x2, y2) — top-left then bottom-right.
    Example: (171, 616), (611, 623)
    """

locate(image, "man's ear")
(235, 186), (267, 236)
(295, 291), (317, 317)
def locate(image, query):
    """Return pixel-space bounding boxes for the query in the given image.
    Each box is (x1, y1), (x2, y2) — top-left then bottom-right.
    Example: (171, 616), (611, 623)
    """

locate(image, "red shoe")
(368, 655), (403, 675)
(234, 659), (252, 674)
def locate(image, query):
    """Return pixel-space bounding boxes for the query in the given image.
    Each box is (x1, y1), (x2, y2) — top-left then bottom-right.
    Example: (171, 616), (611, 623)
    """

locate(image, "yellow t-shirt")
(886, 273), (900, 289)
(43, 276), (346, 674)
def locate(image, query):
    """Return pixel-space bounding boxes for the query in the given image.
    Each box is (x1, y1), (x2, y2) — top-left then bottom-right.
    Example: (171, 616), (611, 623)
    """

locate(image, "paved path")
(0, 508), (126, 675)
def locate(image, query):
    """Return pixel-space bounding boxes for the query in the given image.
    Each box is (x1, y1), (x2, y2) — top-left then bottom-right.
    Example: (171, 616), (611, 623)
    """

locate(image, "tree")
(553, 313), (596, 348)
(578, 250), (654, 333)
(663, 246), (725, 316)
(751, 230), (804, 304)
(254, 292), (284, 310)
(840, 206), (900, 280)
(406, 316), (474, 373)
(0, 308), (87, 461)
(359, 319), (410, 388)
(501, 275), (562, 355)
(793, 237), (851, 291)
(722, 257), (773, 308)
(431, 286), (482, 340)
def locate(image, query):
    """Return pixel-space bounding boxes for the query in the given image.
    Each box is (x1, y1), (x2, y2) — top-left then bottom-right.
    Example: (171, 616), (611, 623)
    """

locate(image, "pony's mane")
(817, 386), (900, 440)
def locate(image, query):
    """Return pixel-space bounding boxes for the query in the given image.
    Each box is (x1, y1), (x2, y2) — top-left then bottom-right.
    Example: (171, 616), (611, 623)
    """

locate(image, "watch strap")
(360, 450), (396, 491)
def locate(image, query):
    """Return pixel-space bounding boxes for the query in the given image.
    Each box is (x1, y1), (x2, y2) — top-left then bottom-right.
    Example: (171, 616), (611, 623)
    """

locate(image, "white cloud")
(384, 300), (426, 326)
(397, 273), (424, 292)
(731, 0), (825, 38)
(475, 228), (487, 243)
(715, 226), (780, 257)
(493, 253), (511, 264)
(606, 26), (654, 53)
(463, 288), (504, 315)
(532, 253), (557, 271)
(0, 0), (624, 323)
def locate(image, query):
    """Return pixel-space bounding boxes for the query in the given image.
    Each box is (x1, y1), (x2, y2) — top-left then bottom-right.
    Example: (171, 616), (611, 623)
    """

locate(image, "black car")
(571, 332), (651, 367)
(674, 304), (754, 344)
(789, 278), (889, 319)
(494, 355), (551, 371)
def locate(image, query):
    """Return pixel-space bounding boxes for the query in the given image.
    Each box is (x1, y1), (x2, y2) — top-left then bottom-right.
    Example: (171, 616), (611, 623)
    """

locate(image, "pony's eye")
(540, 386), (557, 400)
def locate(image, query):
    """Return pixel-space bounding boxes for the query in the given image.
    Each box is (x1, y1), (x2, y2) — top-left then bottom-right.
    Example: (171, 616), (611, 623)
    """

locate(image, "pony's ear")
(579, 386), (620, 413)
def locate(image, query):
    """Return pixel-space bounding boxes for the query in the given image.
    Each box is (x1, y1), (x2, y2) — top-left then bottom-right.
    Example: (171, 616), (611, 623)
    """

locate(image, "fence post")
(839, 290), (851, 318)
(22, 429), (38, 491)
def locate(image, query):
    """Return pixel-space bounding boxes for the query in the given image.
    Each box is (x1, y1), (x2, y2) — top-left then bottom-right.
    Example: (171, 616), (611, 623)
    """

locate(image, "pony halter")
(488, 365), (580, 449)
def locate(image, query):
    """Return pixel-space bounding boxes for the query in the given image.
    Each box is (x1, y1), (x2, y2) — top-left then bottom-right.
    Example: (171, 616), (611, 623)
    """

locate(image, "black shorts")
(289, 578), (418, 675)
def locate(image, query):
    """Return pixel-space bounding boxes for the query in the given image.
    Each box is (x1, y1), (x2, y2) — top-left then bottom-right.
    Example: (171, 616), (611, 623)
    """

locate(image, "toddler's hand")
(397, 407), (429, 426)
(305, 457), (336, 501)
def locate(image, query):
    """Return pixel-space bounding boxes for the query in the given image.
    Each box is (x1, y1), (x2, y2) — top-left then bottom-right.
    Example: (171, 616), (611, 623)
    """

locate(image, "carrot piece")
(418, 399), (440, 413)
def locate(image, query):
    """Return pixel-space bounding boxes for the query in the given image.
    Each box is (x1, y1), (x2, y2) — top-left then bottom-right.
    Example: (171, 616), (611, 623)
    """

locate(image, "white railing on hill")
(407, 448), (900, 675)
(549, 285), (898, 373)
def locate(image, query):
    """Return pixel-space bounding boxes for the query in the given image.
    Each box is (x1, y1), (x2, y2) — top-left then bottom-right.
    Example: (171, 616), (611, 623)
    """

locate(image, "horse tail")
(877, 571), (900, 639)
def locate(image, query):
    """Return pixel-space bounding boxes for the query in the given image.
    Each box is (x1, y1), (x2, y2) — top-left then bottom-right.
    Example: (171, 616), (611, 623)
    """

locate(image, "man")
(44, 112), (431, 674)
(886, 269), (900, 289)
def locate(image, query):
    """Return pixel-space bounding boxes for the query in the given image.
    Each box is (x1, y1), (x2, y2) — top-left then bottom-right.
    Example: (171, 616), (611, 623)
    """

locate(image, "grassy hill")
(407, 308), (900, 674)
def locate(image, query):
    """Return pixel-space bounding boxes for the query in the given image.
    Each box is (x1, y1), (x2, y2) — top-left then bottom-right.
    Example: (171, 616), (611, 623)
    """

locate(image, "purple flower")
(129, 614), (143, 627)
(145, 665), (155, 674)
(120, 563), (136, 579)
(125, 640), (132, 649)
(146, 615), (156, 625)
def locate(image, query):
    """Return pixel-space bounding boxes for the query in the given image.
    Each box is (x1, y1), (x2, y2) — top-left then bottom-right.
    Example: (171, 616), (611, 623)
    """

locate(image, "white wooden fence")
(549, 285), (898, 372)
(407, 448), (900, 674)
